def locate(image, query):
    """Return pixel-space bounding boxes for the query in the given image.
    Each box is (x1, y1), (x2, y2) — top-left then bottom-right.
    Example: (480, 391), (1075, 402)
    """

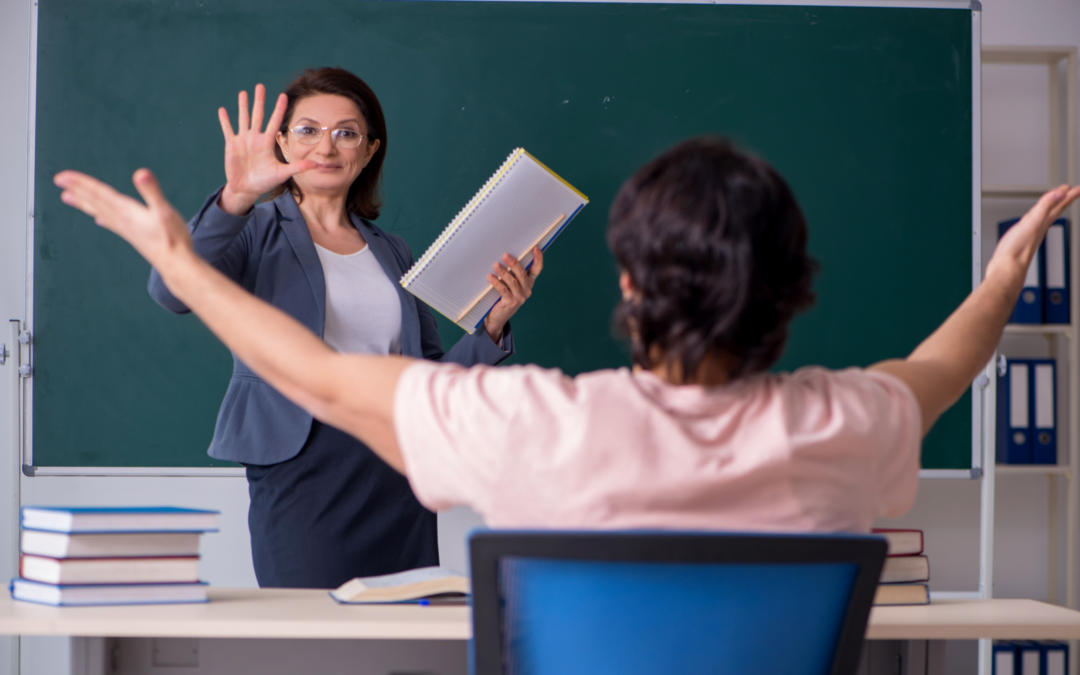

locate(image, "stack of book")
(993, 640), (1068, 675)
(10, 506), (218, 606)
(871, 528), (930, 606)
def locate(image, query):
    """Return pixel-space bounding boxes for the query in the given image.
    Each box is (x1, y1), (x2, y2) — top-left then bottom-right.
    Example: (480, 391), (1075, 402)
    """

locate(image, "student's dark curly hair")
(607, 137), (818, 381)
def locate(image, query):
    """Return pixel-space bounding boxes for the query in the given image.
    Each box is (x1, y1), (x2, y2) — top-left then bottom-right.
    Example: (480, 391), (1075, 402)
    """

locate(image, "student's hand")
(483, 247), (543, 343)
(986, 184), (1080, 285)
(217, 84), (317, 215)
(54, 168), (193, 272)
(870, 182), (1080, 437)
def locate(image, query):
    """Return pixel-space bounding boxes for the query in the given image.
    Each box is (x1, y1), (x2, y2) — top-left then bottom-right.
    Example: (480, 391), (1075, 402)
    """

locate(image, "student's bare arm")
(871, 185), (1080, 436)
(54, 169), (411, 472)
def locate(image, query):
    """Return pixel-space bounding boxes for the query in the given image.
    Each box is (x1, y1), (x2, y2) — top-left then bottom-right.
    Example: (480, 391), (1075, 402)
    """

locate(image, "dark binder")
(1000, 219), (1043, 324)
(1030, 359), (1057, 465)
(997, 357), (1033, 464)
(1043, 219), (1070, 324)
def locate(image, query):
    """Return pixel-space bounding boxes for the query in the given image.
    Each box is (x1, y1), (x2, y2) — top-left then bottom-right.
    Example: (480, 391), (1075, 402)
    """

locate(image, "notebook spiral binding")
(401, 148), (526, 287)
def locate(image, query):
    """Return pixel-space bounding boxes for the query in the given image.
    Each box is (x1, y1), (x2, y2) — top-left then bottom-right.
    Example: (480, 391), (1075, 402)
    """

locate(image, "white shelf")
(981, 45), (1079, 675)
(983, 185), (1058, 199)
(997, 465), (1072, 478)
(1004, 324), (1074, 338)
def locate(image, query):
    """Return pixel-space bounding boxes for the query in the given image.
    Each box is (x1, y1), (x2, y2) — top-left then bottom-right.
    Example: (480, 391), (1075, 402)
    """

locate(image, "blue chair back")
(469, 531), (886, 675)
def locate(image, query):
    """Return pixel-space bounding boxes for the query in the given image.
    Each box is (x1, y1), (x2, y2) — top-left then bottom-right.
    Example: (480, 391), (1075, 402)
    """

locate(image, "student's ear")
(619, 270), (637, 301)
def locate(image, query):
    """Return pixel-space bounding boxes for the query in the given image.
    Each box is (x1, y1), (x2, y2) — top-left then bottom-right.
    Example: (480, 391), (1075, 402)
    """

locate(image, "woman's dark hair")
(270, 67), (387, 220)
(607, 136), (817, 381)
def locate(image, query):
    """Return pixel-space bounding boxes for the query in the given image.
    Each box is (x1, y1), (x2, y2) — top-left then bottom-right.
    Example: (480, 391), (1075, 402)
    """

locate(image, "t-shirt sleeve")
(857, 370), (923, 518)
(392, 360), (575, 516)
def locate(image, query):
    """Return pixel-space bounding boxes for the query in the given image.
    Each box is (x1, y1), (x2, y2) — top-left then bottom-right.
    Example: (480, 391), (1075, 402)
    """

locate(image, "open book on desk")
(400, 149), (588, 333)
(329, 566), (469, 605)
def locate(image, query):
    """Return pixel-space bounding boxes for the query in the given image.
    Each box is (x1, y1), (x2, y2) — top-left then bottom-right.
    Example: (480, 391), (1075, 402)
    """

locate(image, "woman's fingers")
(500, 254), (535, 294)
(218, 107), (236, 140)
(282, 159), (318, 178)
(529, 247), (544, 279)
(487, 272), (510, 298)
(250, 84), (266, 134)
(266, 93), (290, 137)
(490, 256), (530, 305)
(238, 90), (250, 132)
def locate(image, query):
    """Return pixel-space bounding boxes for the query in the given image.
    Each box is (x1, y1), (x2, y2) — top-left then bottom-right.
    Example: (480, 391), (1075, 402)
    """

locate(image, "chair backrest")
(469, 531), (886, 675)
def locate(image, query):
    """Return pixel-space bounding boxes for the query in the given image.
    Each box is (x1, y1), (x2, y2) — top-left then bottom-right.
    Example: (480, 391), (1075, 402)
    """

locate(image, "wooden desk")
(1, 589), (1078, 640)
(3, 591), (1080, 674)
(867, 598), (1080, 640)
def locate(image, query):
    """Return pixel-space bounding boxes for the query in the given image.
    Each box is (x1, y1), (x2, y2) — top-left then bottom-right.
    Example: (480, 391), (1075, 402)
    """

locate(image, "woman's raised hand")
(217, 84), (316, 215)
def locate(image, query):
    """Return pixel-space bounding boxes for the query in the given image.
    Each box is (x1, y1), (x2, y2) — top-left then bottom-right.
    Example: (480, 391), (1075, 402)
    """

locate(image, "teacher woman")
(148, 68), (539, 588)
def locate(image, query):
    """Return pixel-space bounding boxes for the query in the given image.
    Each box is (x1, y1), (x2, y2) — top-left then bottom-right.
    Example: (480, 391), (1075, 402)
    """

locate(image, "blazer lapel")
(275, 192), (327, 337)
(352, 215), (423, 356)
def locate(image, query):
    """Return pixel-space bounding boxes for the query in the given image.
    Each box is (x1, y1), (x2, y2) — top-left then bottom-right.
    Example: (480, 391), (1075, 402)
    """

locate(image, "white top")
(315, 244), (402, 355)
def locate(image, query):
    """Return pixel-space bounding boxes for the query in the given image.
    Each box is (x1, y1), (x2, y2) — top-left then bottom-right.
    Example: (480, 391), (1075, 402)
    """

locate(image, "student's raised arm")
(870, 185), (1080, 436)
(54, 168), (412, 472)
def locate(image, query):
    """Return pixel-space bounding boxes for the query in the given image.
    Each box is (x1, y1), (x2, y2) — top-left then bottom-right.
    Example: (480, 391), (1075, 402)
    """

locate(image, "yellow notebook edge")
(400, 148), (526, 288)
(522, 149), (589, 203)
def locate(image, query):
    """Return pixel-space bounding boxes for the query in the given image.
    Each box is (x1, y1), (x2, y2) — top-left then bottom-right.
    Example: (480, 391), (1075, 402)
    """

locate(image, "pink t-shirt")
(394, 362), (921, 533)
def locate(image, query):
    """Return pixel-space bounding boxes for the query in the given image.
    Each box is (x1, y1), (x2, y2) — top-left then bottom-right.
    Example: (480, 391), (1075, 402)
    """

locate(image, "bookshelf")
(983, 45), (1079, 675)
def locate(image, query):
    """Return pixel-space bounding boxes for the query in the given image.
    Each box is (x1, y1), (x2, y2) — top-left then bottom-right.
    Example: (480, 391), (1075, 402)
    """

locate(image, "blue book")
(1000, 219), (1044, 324)
(1039, 641), (1067, 675)
(994, 641), (1016, 675)
(1043, 219), (1070, 324)
(1030, 359), (1057, 465)
(998, 358), (1033, 464)
(20, 506), (219, 534)
(10, 578), (208, 606)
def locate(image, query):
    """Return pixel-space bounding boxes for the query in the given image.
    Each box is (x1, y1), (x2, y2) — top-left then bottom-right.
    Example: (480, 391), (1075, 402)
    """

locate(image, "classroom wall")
(1, 1), (1079, 675)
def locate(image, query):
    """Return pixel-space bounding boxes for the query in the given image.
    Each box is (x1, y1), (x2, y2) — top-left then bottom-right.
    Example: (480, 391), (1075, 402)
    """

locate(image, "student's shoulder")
(780, 365), (919, 412)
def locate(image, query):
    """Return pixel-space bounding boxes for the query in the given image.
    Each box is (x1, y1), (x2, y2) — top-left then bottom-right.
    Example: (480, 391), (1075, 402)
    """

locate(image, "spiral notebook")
(400, 149), (588, 333)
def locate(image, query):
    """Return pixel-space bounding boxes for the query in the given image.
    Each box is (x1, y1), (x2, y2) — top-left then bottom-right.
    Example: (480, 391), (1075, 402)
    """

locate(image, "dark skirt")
(245, 419), (438, 589)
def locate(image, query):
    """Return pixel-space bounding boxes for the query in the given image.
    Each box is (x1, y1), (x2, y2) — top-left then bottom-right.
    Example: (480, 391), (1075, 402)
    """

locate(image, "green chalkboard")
(32, 1), (974, 469)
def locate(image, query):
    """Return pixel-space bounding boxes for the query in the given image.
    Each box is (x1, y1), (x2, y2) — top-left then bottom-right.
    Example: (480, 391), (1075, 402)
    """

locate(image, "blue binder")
(1000, 219), (1044, 324)
(1016, 641), (1043, 675)
(1030, 359), (1057, 465)
(993, 641), (1016, 675)
(997, 358), (1032, 464)
(1043, 219), (1070, 324)
(1039, 641), (1068, 675)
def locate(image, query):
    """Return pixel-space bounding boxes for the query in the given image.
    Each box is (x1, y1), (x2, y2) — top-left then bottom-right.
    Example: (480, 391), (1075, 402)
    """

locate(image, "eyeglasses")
(288, 125), (365, 149)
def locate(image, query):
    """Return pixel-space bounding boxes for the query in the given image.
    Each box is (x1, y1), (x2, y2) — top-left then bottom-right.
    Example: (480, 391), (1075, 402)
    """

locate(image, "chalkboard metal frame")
(22, 0), (984, 476)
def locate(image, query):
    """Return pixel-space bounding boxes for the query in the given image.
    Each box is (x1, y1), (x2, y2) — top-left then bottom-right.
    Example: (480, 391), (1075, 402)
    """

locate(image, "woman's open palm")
(217, 84), (315, 214)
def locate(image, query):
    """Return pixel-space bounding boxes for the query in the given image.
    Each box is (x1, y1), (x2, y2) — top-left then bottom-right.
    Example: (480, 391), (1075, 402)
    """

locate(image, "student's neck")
(639, 352), (738, 387)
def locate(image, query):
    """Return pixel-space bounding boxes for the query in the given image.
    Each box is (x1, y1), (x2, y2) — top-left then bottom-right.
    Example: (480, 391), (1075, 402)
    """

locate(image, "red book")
(872, 528), (924, 556)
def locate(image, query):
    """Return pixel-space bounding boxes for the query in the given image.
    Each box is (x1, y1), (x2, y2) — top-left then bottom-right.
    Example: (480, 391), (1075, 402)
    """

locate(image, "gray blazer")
(148, 189), (513, 465)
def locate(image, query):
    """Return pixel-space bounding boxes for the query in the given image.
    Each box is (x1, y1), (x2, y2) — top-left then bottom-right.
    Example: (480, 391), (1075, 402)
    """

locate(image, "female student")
(146, 68), (540, 588)
(57, 137), (1080, 532)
